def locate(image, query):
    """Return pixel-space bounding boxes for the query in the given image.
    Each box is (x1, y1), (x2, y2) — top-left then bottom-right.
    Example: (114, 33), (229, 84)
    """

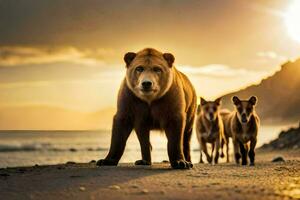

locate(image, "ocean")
(0, 125), (291, 168)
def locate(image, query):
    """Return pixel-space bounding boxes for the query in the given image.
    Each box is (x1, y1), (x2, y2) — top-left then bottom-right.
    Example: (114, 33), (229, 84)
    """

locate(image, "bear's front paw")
(96, 159), (118, 166)
(170, 160), (193, 169)
(135, 160), (151, 166)
(249, 162), (255, 166)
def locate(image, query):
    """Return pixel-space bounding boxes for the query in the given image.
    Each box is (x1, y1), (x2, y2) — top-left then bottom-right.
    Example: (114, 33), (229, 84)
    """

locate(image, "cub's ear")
(249, 96), (257, 106)
(232, 96), (241, 105)
(214, 97), (222, 106)
(163, 53), (175, 67)
(200, 97), (207, 106)
(124, 52), (136, 67)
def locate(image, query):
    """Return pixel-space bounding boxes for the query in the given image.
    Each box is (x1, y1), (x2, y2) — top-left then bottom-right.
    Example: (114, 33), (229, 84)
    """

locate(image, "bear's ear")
(232, 96), (241, 105)
(249, 96), (257, 106)
(214, 97), (222, 106)
(200, 97), (207, 106)
(163, 53), (175, 67)
(124, 52), (136, 67)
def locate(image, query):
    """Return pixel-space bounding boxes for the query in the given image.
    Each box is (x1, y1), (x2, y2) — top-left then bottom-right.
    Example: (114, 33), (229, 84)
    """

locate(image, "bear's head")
(232, 96), (258, 124)
(124, 48), (175, 104)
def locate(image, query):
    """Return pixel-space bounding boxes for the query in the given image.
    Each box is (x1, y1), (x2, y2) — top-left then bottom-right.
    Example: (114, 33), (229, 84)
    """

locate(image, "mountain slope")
(221, 58), (300, 124)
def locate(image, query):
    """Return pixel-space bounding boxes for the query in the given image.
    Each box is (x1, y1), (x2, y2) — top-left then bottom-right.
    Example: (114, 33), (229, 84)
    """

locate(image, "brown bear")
(97, 48), (197, 169)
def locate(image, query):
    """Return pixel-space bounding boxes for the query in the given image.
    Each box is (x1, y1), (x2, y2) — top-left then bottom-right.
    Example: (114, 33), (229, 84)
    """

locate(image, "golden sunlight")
(285, 0), (300, 43)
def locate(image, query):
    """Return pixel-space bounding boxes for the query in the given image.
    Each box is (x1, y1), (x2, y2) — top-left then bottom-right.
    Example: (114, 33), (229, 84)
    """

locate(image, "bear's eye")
(135, 66), (144, 73)
(153, 67), (162, 73)
(213, 106), (217, 112)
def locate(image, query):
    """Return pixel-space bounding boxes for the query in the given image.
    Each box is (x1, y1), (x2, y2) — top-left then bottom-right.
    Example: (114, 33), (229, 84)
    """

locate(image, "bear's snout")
(141, 80), (153, 91)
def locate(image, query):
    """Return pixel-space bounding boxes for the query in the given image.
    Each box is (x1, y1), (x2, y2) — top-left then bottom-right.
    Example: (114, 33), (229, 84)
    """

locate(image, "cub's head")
(232, 96), (257, 124)
(124, 48), (174, 104)
(198, 97), (222, 121)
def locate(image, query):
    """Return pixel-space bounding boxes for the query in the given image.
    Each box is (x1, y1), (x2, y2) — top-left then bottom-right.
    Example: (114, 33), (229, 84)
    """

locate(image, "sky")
(0, 0), (300, 113)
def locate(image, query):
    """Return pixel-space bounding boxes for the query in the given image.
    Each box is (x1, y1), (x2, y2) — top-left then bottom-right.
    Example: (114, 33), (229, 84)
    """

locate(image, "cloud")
(178, 64), (268, 78)
(257, 51), (287, 61)
(177, 64), (273, 100)
(0, 46), (115, 66)
(0, 81), (52, 89)
(248, 2), (286, 18)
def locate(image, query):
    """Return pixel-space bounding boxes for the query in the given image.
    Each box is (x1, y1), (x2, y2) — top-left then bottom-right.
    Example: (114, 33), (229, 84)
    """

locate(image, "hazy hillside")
(221, 58), (300, 124)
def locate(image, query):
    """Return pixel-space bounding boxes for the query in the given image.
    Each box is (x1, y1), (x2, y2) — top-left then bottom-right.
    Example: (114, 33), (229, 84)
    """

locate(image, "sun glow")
(285, 0), (300, 43)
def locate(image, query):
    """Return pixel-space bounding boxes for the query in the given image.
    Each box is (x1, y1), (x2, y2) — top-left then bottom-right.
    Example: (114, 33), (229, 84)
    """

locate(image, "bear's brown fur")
(97, 48), (197, 169)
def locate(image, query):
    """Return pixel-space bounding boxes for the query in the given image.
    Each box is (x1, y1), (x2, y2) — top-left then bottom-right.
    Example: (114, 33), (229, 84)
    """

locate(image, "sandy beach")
(0, 150), (299, 200)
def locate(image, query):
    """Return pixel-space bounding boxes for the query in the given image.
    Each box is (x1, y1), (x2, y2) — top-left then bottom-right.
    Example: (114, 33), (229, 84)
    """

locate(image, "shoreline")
(0, 150), (299, 200)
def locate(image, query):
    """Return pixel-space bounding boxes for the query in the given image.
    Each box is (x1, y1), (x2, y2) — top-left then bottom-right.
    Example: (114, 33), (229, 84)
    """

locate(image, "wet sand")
(0, 150), (299, 200)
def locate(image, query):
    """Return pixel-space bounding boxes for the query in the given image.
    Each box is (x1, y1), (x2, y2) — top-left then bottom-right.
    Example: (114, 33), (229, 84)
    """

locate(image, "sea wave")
(0, 143), (108, 153)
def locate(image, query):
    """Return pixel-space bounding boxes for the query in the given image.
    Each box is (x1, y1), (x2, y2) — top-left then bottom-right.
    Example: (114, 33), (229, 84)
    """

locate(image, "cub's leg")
(239, 142), (248, 165)
(249, 138), (257, 166)
(220, 138), (225, 158)
(97, 115), (133, 166)
(226, 136), (230, 163)
(199, 151), (204, 163)
(211, 143), (215, 159)
(135, 127), (152, 165)
(165, 117), (192, 169)
(233, 139), (241, 164)
(200, 139), (212, 164)
(214, 138), (220, 164)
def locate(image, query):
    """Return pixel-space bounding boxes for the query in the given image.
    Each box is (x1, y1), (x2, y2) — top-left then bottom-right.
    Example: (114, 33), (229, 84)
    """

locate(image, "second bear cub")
(196, 97), (225, 164)
(222, 96), (260, 166)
